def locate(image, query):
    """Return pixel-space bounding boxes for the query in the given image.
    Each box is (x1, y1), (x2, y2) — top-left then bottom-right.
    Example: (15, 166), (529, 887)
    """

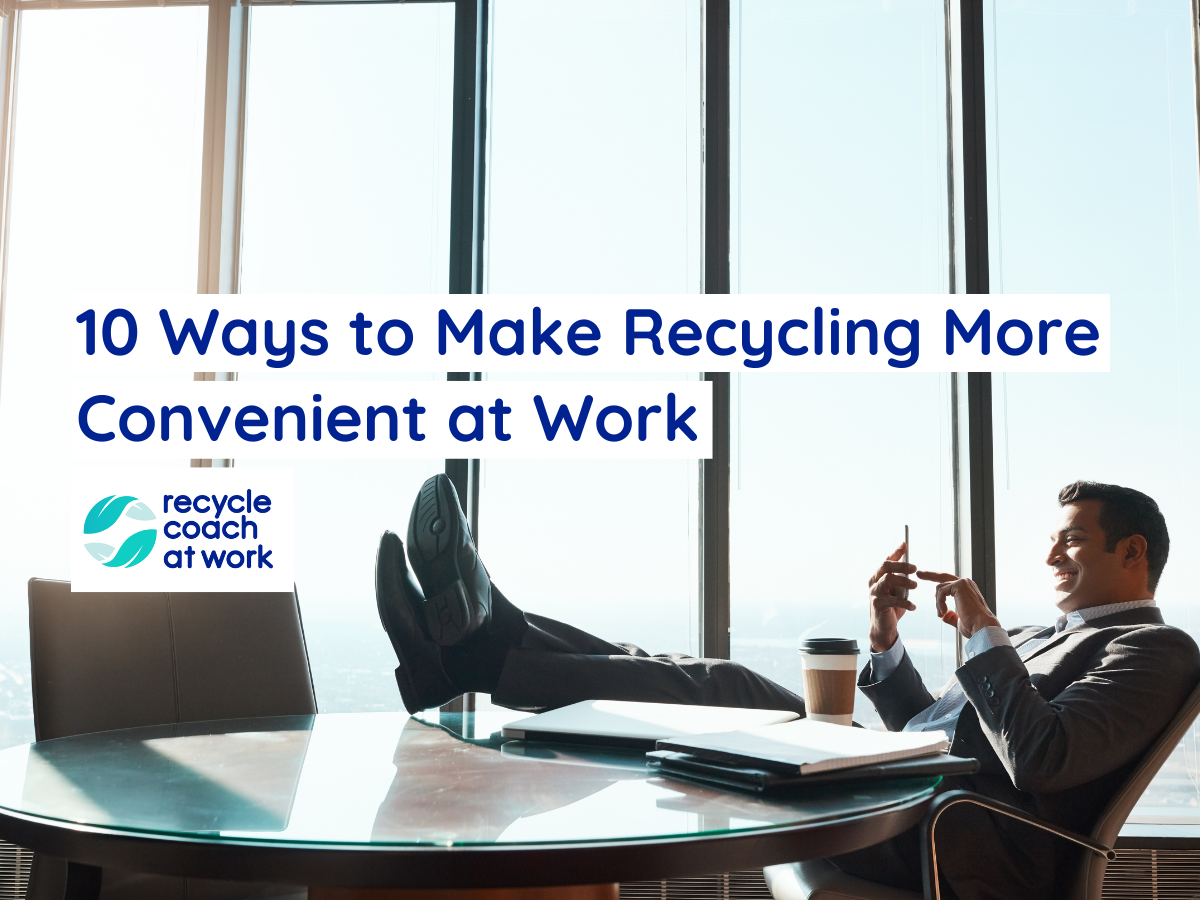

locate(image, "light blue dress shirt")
(868, 598), (1157, 734)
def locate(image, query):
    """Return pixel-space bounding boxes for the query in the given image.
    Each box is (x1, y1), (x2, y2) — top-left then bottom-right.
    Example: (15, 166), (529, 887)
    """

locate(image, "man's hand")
(916, 571), (1001, 639)
(868, 543), (917, 652)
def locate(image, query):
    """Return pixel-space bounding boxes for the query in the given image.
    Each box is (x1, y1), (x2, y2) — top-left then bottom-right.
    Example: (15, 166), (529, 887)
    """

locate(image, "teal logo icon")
(83, 496), (157, 568)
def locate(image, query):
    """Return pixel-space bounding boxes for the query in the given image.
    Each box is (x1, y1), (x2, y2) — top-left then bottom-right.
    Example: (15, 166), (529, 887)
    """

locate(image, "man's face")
(1046, 501), (1125, 612)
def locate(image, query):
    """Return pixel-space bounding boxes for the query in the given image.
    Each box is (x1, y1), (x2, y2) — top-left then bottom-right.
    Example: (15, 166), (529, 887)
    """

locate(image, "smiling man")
(830, 481), (1200, 898)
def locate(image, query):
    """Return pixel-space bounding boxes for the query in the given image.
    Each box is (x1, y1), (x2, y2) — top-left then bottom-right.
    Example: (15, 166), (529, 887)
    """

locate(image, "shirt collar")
(1054, 598), (1157, 633)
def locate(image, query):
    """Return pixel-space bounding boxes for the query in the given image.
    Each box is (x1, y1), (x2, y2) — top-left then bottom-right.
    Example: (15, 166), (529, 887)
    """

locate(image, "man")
(376, 475), (1199, 899)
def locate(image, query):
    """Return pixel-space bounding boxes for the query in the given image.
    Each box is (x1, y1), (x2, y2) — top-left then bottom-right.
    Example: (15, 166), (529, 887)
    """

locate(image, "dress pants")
(491, 611), (807, 714)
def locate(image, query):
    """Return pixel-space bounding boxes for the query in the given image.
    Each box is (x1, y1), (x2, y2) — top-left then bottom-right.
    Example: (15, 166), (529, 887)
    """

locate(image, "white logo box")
(71, 467), (294, 593)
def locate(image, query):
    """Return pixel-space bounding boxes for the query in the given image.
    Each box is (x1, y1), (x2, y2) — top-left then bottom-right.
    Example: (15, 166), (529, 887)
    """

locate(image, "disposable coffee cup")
(798, 638), (860, 727)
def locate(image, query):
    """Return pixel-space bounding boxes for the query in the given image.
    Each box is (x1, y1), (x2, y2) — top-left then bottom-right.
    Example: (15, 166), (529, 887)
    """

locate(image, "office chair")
(23, 578), (319, 900)
(763, 680), (1200, 900)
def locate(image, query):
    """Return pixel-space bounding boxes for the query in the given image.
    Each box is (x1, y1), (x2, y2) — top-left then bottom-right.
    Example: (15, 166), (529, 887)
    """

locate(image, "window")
(0, 8), (207, 747)
(240, 4), (455, 294)
(982, 0), (1200, 818)
(475, 0), (703, 654)
(477, 374), (701, 655)
(482, 0), (702, 294)
(728, 0), (957, 726)
(237, 4), (455, 711)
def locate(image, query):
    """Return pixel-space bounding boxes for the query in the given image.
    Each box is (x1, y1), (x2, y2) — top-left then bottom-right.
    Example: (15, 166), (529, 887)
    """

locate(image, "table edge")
(0, 784), (937, 888)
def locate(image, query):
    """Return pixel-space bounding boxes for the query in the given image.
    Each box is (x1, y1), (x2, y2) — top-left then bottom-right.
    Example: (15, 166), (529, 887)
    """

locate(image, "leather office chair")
(24, 578), (319, 900)
(763, 680), (1200, 900)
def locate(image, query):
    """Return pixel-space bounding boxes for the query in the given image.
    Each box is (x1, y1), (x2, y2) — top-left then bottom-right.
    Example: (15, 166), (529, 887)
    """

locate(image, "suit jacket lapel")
(1014, 606), (1164, 665)
(1019, 626), (1088, 664)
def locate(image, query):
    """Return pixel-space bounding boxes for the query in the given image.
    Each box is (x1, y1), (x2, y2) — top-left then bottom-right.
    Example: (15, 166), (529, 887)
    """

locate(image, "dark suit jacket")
(858, 606), (1200, 900)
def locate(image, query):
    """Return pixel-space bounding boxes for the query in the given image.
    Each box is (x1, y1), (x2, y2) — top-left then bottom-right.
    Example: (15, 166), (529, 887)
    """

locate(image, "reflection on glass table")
(0, 712), (939, 849)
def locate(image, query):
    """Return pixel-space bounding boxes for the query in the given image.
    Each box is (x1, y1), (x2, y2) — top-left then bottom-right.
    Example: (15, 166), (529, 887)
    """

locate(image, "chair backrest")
(1072, 679), (1200, 900)
(28, 578), (318, 741)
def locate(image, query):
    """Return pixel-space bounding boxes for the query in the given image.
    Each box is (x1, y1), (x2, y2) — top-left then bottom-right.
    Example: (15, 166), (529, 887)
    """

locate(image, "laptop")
(500, 699), (799, 750)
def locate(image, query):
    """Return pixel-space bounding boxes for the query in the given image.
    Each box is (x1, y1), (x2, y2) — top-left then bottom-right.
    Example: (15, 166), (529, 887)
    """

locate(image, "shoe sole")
(409, 475), (475, 646)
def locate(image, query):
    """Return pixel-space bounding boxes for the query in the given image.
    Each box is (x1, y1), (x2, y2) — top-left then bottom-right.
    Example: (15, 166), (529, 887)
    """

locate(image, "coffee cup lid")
(798, 638), (860, 655)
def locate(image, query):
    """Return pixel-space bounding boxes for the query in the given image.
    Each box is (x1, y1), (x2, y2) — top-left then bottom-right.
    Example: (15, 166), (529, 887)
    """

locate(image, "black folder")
(646, 750), (980, 794)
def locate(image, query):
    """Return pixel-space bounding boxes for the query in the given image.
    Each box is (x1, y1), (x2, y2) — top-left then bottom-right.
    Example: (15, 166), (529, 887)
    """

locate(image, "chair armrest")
(919, 790), (1114, 900)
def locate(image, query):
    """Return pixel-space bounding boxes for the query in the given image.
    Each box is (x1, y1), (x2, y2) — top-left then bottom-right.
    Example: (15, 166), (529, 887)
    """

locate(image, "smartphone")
(903, 525), (910, 602)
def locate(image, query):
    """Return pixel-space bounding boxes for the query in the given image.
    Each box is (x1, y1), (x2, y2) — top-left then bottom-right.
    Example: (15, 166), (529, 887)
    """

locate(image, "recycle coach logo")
(83, 495), (158, 568)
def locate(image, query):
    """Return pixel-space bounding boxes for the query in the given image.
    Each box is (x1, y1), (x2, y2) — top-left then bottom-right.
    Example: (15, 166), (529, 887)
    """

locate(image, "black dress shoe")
(406, 474), (492, 646)
(375, 530), (461, 713)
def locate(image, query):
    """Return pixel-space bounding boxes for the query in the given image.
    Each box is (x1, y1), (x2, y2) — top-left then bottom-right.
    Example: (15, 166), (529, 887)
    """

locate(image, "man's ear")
(1122, 534), (1148, 569)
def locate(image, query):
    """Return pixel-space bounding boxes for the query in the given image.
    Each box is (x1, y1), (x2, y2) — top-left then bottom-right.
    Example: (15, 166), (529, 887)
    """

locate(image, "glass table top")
(0, 711), (938, 847)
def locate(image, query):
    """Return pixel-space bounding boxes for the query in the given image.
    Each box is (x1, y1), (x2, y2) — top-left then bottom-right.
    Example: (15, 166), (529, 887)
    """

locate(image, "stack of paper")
(501, 699), (799, 750)
(500, 700), (976, 794)
(656, 718), (950, 775)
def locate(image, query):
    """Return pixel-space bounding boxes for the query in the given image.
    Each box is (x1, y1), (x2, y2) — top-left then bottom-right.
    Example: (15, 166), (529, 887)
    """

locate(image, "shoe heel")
(392, 663), (421, 715)
(424, 580), (474, 646)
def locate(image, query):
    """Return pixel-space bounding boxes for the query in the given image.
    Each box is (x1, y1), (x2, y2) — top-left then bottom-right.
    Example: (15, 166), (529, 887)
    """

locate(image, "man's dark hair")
(1058, 481), (1170, 592)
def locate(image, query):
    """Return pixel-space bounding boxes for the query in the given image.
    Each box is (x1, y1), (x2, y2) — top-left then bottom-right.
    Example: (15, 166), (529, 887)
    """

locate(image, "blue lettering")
(222, 319), (257, 356)
(534, 395), (593, 441)
(596, 405), (632, 442)
(741, 320), (772, 369)
(567, 319), (600, 355)
(378, 320), (413, 356)
(1066, 319), (1099, 356)
(998, 319), (1033, 356)
(667, 393), (697, 441)
(235, 406), (268, 442)
(532, 307), (562, 355)
(449, 405), (485, 441)
(79, 395), (115, 442)
(779, 320), (808, 356)
(160, 309), (219, 355)
(885, 320), (920, 369)
(706, 320), (736, 356)
(489, 318), (525, 356)
(946, 309), (990, 355)
(439, 308), (483, 355)
(626, 309), (663, 355)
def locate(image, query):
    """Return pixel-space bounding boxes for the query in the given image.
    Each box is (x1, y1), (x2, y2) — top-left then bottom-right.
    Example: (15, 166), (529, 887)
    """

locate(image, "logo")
(83, 495), (157, 568)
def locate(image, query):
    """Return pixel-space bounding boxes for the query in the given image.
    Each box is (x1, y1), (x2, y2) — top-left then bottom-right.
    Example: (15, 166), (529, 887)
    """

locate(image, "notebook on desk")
(655, 718), (950, 775)
(647, 749), (979, 794)
(500, 699), (799, 750)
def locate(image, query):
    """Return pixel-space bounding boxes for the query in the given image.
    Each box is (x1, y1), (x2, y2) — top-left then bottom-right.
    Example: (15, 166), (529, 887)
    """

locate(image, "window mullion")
(0, 13), (21, 402)
(700, 0), (731, 660)
(959, 0), (997, 615)
(194, 0), (247, 468)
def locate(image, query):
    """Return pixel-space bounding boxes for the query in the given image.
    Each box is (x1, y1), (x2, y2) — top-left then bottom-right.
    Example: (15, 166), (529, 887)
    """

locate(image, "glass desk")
(0, 711), (939, 893)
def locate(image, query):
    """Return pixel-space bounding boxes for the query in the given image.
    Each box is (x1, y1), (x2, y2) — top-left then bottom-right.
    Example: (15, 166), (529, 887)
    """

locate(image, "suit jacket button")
(988, 696), (1000, 707)
(985, 689), (995, 697)
(976, 675), (988, 684)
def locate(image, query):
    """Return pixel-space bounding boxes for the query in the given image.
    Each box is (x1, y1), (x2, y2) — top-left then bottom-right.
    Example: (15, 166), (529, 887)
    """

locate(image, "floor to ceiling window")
(476, 0), (703, 655)
(0, 8), (206, 748)
(728, 0), (958, 727)
(235, 3), (454, 712)
(982, 0), (1200, 819)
